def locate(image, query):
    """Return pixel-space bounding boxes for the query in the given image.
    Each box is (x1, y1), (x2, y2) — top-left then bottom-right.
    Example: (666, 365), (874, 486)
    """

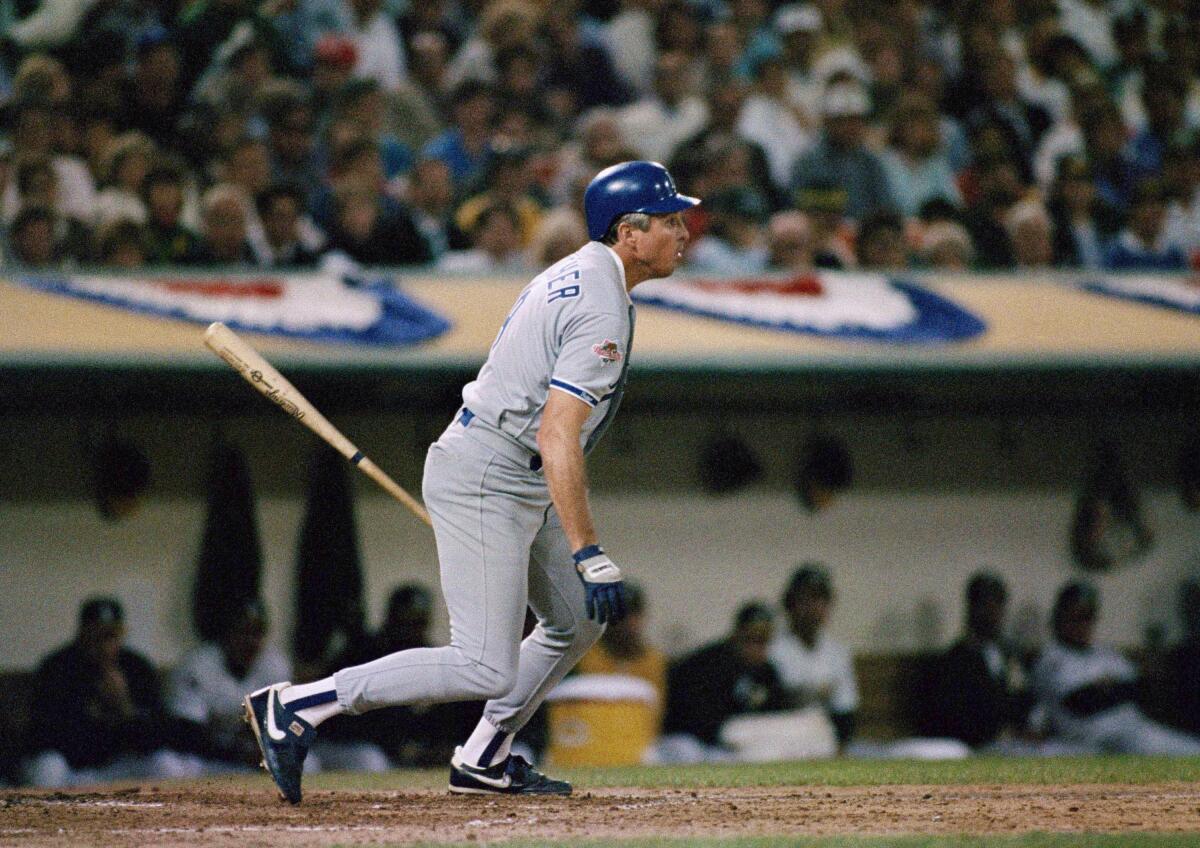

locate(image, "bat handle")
(357, 457), (433, 526)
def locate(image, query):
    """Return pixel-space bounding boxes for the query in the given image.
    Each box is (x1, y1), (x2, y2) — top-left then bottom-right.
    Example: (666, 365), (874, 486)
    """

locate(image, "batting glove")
(573, 545), (627, 624)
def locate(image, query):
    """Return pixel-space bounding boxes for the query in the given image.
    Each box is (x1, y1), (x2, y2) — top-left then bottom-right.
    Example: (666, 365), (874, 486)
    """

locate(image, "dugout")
(2, 270), (1200, 753)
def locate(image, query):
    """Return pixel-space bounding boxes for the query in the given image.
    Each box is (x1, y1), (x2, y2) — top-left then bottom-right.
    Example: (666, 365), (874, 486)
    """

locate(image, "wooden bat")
(202, 322), (431, 527)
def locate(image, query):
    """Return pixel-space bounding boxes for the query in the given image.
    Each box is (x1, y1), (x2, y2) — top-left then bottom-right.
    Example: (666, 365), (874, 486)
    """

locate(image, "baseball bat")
(202, 322), (432, 527)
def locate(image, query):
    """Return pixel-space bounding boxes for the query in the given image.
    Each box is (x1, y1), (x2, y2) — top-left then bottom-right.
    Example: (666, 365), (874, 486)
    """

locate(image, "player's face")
(636, 212), (690, 279)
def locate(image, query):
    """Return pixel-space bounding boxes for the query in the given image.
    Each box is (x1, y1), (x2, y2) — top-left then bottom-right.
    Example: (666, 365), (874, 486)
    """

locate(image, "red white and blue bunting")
(15, 272), (451, 346)
(632, 272), (986, 343)
(1082, 275), (1200, 316)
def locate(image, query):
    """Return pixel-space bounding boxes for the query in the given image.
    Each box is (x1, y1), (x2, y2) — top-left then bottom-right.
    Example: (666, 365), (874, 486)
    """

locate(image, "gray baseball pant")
(333, 413), (604, 735)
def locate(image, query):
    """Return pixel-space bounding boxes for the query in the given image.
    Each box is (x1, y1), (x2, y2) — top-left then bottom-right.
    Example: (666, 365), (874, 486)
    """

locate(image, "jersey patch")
(592, 339), (623, 364)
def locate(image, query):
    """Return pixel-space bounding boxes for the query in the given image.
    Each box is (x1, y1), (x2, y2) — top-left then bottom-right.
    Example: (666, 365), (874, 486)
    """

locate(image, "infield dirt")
(2, 782), (1199, 846)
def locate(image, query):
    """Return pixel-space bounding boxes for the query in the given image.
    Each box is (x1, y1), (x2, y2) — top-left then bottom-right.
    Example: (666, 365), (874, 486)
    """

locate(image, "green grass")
(368, 837), (1200, 848)
(301, 756), (1200, 793)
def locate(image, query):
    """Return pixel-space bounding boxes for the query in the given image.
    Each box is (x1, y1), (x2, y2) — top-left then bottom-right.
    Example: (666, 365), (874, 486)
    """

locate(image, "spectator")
(1080, 101), (1137, 213)
(454, 144), (545, 247)
(142, 164), (203, 266)
(1103, 180), (1188, 271)
(929, 572), (1032, 750)
(193, 184), (256, 266)
(795, 183), (855, 269)
(166, 597), (288, 774)
(661, 602), (788, 759)
(1006, 200), (1055, 271)
(920, 220), (975, 271)
(604, 0), (661, 97)
(311, 34), (360, 123)
(1030, 581), (1200, 755)
(256, 183), (323, 268)
(94, 132), (156, 229)
(21, 598), (198, 787)
(443, 0), (541, 90)
(330, 78), (415, 183)
(326, 181), (431, 267)
(1162, 580), (1200, 736)
(437, 201), (529, 275)
(1125, 63), (1191, 184)
(766, 211), (815, 273)
(421, 79), (497, 190)
(527, 207), (588, 268)
(855, 210), (909, 271)
(768, 564), (858, 750)
(542, 1), (631, 114)
(262, 90), (322, 203)
(961, 146), (1022, 270)
(790, 80), (895, 222)
(117, 28), (187, 152)
(405, 156), (466, 260)
(5, 98), (96, 226)
(1161, 142), (1200, 262)
(552, 107), (640, 207)
(8, 203), (87, 268)
(772, 3), (824, 128)
(12, 154), (92, 254)
(687, 186), (770, 275)
(95, 218), (148, 269)
(737, 52), (813, 193)
(347, 0), (407, 91)
(882, 93), (962, 218)
(965, 50), (1054, 186)
(1047, 155), (1121, 270)
(616, 51), (709, 164)
(1057, 0), (1119, 71)
(322, 584), (478, 767)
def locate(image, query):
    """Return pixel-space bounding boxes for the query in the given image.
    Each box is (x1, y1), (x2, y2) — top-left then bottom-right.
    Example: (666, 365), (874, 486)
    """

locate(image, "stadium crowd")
(1, 0), (1199, 274)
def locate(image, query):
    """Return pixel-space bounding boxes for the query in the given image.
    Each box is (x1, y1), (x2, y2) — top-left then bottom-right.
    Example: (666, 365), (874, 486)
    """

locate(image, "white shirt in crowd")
(768, 629), (859, 715)
(616, 96), (708, 165)
(167, 642), (292, 746)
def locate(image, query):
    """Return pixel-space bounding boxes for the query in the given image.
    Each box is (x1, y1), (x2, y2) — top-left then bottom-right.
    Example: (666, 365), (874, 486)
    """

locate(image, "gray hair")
(601, 211), (651, 245)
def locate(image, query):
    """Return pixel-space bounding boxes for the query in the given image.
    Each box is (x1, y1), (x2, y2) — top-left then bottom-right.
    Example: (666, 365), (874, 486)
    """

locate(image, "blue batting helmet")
(583, 160), (700, 241)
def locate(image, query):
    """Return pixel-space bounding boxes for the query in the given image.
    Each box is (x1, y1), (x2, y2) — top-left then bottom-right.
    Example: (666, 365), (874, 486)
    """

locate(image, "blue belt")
(458, 407), (542, 471)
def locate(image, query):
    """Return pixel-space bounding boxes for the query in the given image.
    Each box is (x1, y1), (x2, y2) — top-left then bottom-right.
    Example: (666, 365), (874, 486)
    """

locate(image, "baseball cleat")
(448, 747), (572, 795)
(243, 682), (315, 804)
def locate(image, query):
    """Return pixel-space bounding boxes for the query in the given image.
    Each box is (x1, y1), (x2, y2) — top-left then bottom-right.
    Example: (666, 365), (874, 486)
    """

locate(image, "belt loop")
(459, 407), (475, 427)
(529, 454), (542, 472)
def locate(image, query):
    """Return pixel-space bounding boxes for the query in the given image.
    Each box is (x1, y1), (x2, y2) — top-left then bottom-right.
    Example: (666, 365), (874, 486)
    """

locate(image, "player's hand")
(573, 545), (626, 624)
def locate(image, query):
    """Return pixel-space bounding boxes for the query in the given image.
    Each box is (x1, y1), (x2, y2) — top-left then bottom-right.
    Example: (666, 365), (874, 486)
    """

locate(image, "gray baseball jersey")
(334, 240), (633, 745)
(462, 241), (635, 455)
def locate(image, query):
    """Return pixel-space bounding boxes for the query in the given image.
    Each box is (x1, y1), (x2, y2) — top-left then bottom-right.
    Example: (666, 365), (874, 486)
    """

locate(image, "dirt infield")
(2, 782), (1199, 846)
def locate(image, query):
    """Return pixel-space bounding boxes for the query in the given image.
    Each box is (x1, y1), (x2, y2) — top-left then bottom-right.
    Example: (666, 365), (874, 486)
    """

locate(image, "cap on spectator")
(315, 34), (358, 69)
(1056, 154), (1093, 183)
(136, 25), (173, 54)
(80, 596), (124, 627)
(735, 601), (775, 629)
(775, 4), (822, 35)
(966, 571), (1008, 607)
(1130, 178), (1167, 205)
(822, 82), (870, 118)
(784, 563), (833, 605)
(796, 184), (849, 214)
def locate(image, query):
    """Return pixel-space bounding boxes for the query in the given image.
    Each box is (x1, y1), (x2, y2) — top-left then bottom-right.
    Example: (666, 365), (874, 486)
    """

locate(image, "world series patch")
(592, 339), (622, 364)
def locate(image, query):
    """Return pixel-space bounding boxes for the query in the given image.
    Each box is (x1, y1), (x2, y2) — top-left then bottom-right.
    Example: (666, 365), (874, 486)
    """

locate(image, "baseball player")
(244, 161), (698, 803)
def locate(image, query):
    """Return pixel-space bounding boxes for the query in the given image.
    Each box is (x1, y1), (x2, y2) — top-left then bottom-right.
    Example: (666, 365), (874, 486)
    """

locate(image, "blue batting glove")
(573, 545), (627, 624)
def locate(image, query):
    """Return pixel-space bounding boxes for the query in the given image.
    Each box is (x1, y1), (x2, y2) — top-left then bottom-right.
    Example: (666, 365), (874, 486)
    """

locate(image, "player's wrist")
(572, 544), (604, 563)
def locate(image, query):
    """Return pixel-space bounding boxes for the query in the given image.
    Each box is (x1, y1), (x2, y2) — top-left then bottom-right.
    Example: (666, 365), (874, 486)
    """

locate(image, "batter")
(244, 161), (698, 803)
